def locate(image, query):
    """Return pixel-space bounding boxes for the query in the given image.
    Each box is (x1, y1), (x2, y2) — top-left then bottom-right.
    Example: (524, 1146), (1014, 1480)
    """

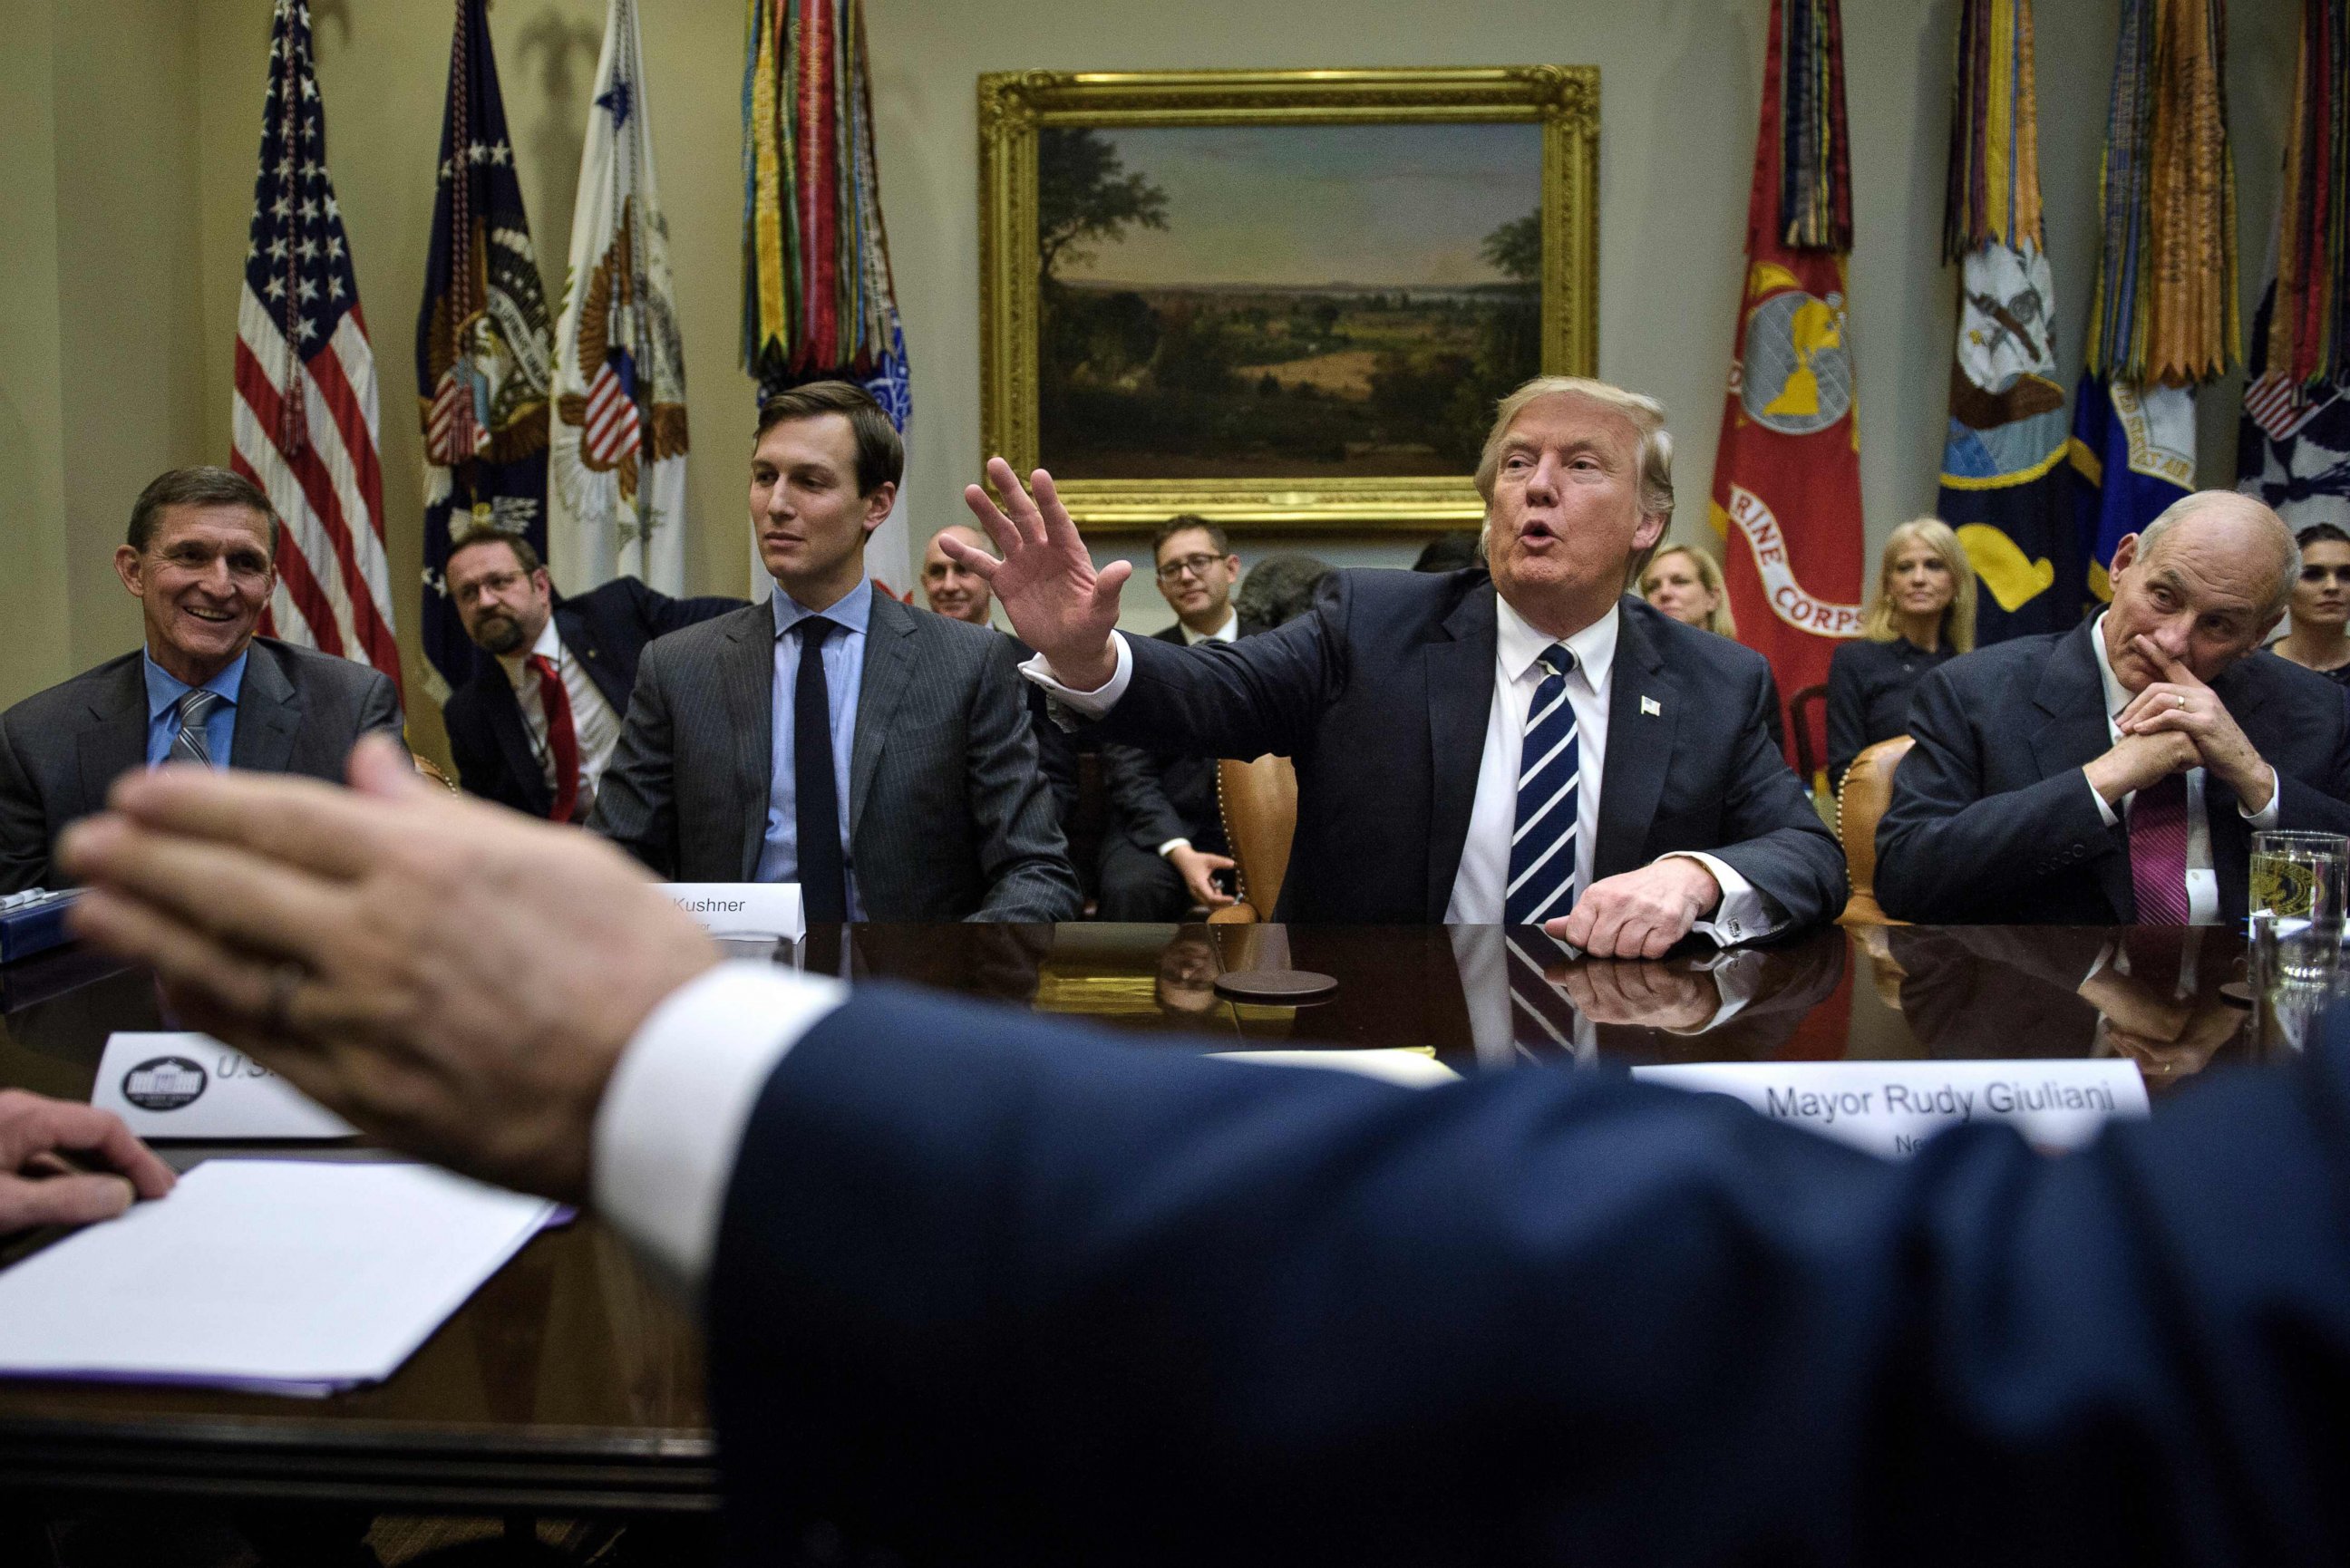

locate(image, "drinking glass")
(2250, 830), (2347, 982)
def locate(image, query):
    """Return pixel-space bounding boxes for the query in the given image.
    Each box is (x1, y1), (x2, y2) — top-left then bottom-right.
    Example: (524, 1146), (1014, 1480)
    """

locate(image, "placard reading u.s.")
(92, 1032), (356, 1140)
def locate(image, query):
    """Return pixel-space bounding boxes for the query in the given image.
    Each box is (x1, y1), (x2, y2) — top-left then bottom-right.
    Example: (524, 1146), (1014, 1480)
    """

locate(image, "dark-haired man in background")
(589, 382), (1079, 923)
(440, 530), (739, 821)
(0, 466), (403, 894)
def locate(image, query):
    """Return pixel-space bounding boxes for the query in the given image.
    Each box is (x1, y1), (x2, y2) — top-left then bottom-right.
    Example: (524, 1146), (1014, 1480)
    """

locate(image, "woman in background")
(2267, 522), (2350, 686)
(1827, 518), (1976, 793)
(1641, 544), (1783, 751)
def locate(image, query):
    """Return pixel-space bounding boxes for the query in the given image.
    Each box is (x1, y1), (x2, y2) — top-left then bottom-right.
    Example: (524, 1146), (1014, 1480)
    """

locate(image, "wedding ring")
(2175, 694), (2188, 710)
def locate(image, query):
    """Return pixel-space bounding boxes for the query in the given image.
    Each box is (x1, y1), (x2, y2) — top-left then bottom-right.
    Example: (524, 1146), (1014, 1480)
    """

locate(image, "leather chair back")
(413, 753), (461, 795)
(1209, 754), (1297, 925)
(1835, 735), (1913, 924)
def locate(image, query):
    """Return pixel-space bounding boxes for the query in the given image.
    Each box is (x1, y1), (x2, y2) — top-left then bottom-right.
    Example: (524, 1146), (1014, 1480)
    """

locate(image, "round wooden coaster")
(2218, 980), (2257, 1007)
(1213, 969), (1340, 1004)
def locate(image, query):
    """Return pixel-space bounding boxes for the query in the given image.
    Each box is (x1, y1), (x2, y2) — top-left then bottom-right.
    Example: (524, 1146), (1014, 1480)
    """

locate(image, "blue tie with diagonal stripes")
(1505, 644), (1579, 926)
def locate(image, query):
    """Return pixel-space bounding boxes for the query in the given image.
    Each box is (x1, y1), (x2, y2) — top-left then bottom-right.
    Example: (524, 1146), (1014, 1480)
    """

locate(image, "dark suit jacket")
(1094, 570), (1845, 928)
(0, 638), (403, 895)
(588, 590), (1081, 922)
(1099, 618), (1270, 856)
(1876, 621), (2350, 924)
(710, 982), (2350, 1565)
(442, 576), (740, 818)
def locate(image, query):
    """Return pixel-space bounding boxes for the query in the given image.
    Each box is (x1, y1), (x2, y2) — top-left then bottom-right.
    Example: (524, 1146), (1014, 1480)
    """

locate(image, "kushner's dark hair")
(446, 527), (543, 576)
(1152, 514), (1229, 560)
(753, 381), (904, 496)
(128, 467), (278, 557)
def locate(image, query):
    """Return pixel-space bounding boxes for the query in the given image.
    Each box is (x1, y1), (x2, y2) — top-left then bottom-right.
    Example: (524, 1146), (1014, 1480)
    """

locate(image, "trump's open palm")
(954, 459), (1130, 690)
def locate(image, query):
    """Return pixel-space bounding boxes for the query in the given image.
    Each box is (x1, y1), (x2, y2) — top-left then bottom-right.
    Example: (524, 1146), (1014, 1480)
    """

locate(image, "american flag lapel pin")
(1640, 694), (1662, 717)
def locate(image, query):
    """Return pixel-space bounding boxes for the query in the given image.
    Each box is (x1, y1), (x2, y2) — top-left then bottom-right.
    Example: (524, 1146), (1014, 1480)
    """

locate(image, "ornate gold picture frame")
(978, 66), (1599, 533)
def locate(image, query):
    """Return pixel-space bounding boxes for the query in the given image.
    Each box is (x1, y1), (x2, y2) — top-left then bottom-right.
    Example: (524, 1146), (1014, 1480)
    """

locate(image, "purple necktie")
(2129, 771), (2191, 926)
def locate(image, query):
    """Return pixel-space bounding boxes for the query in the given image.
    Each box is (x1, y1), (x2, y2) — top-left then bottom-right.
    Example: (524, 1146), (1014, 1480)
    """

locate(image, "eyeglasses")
(452, 569), (529, 606)
(1155, 553), (1227, 584)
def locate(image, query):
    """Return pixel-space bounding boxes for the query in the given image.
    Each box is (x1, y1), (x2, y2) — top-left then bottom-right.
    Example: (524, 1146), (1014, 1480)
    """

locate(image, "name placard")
(1631, 1060), (2150, 1158)
(658, 883), (804, 941)
(92, 1032), (355, 1140)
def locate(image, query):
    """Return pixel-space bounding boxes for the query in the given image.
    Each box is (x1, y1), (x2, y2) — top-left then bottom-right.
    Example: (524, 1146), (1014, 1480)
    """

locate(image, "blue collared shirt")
(756, 581), (869, 914)
(142, 649), (248, 769)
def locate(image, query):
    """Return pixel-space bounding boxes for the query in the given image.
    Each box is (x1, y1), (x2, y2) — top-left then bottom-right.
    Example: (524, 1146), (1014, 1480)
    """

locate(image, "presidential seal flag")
(551, 0), (691, 595)
(231, 0), (399, 694)
(2071, 0), (2238, 602)
(417, 0), (554, 697)
(2237, 0), (2349, 530)
(743, 0), (914, 597)
(1937, 0), (2080, 644)
(1709, 0), (1867, 722)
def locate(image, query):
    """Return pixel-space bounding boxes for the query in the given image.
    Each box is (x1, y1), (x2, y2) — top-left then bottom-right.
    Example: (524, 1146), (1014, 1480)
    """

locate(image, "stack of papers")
(0, 1160), (562, 1396)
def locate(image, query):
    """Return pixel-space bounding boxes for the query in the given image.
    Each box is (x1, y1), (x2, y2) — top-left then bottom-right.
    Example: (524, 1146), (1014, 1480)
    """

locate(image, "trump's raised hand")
(954, 459), (1130, 690)
(60, 737), (719, 1204)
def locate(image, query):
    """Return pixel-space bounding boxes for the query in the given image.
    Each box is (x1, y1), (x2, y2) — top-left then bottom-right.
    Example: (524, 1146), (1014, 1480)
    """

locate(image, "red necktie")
(2129, 771), (2191, 926)
(528, 653), (581, 823)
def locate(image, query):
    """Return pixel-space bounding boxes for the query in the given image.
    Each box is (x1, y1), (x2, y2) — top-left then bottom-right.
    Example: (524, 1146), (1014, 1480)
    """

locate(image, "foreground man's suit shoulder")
(1876, 621), (2350, 924)
(0, 638), (402, 894)
(589, 591), (1080, 921)
(1100, 567), (1843, 927)
(691, 975), (2350, 1566)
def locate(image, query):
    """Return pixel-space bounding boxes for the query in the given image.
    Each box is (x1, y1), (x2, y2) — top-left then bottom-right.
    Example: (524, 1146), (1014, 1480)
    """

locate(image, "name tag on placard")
(1631, 1060), (2150, 1158)
(92, 1032), (355, 1140)
(659, 884), (804, 941)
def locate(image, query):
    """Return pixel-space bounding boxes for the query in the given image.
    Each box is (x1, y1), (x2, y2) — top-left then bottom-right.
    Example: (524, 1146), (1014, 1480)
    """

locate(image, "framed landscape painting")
(978, 67), (1598, 531)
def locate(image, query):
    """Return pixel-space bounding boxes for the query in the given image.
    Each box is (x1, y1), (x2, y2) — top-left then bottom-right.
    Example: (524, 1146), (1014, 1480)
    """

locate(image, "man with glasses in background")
(1095, 518), (1270, 920)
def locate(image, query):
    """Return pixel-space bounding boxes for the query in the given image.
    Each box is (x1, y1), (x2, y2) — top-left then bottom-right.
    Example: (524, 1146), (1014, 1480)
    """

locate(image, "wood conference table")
(0, 920), (2272, 1515)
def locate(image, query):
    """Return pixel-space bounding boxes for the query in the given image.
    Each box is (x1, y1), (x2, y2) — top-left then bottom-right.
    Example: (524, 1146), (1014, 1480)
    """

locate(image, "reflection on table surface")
(0, 921), (2271, 1502)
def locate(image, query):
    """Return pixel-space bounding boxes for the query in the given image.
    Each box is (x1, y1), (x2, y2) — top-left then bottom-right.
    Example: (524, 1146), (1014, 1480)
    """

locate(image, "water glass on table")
(2249, 830), (2347, 985)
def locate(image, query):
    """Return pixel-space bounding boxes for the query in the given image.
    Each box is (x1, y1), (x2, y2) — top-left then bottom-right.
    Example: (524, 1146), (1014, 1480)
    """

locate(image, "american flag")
(230, 0), (400, 693)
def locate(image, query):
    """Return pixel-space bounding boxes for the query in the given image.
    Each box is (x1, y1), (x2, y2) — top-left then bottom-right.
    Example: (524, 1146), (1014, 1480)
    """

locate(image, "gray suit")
(0, 637), (406, 895)
(589, 591), (1081, 923)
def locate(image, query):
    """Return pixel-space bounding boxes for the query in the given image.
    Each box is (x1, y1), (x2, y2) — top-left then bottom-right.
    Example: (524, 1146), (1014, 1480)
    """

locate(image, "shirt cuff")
(1157, 837), (1193, 858)
(589, 960), (848, 1301)
(1669, 852), (1776, 946)
(2239, 765), (2282, 827)
(2086, 767), (2122, 828)
(1018, 632), (1134, 721)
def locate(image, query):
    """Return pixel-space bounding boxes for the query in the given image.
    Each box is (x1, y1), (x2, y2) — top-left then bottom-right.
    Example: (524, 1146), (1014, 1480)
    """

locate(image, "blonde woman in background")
(1826, 518), (1976, 791)
(1642, 543), (1784, 751)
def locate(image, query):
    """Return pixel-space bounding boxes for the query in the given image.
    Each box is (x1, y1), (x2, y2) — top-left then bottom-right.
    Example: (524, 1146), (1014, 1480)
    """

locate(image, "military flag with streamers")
(416, 0), (554, 698)
(2238, 0), (2349, 529)
(742, 0), (914, 598)
(2071, 0), (2238, 602)
(1710, 0), (1867, 716)
(231, 0), (400, 695)
(551, 0), (691, 595)
(1937, 0), (2080, 644)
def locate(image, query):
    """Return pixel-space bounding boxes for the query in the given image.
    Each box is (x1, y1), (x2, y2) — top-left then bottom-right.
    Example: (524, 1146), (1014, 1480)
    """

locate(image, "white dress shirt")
(1025, 602), (1773, 944)
(497, 619), (624, 813)
(2081, 613), (2278, 925)
(1156, 609), (1240, 857)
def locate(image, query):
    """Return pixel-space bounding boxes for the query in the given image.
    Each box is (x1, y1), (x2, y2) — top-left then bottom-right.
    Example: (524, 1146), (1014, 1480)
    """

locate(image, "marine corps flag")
(1937, 0), (2080, 644)
(551, 0), (691, 595)
(2237, 0), (2349, 529)
(742, 0), (914, 597)
(416, 0), (554, 698)
(1710, 0), (1867, 714)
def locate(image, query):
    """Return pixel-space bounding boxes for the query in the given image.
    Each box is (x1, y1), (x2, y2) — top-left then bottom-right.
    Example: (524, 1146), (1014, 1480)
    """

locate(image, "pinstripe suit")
(588, 590), (1081, 923)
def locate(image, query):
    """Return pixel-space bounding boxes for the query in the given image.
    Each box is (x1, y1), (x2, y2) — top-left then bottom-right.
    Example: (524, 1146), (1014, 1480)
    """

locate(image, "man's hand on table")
(60, 736), (721, 1205)
(951, 458), (1128, 692)
(1549, 857), (1722, 959)
(0, 1090), (174, 1234)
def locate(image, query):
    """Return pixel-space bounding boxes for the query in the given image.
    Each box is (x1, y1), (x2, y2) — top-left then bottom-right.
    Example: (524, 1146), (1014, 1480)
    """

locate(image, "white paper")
(1633, 1059), (2151, 1158)
(1211, 1048), (1460, 1088)
(93, 1033), (354, 1140)
(659, 883), (804, 941)
(0, 1160), (559, 1395)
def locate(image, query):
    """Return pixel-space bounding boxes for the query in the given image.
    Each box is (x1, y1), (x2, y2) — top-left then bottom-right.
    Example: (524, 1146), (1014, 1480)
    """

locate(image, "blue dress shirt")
(142, 649), (248, 769)
(755, 582), (869, 914)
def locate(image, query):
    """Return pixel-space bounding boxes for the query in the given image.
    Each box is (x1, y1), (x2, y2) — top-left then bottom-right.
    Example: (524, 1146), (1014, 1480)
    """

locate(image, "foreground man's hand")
(1550, 857), (1722, 959)
(0, 1090), (175, 1234)
(953, 459), (1130, 691)
(60, 737), (721, 1204)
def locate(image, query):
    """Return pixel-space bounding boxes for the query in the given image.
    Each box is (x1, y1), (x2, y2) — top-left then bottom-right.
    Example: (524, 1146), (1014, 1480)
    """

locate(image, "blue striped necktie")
(1504, 644), (1579, 926)
(170, 689), (226, 767)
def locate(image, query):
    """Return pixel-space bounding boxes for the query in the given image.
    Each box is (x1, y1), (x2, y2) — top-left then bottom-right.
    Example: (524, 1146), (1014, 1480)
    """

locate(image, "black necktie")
(794, 616), (849, 923)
